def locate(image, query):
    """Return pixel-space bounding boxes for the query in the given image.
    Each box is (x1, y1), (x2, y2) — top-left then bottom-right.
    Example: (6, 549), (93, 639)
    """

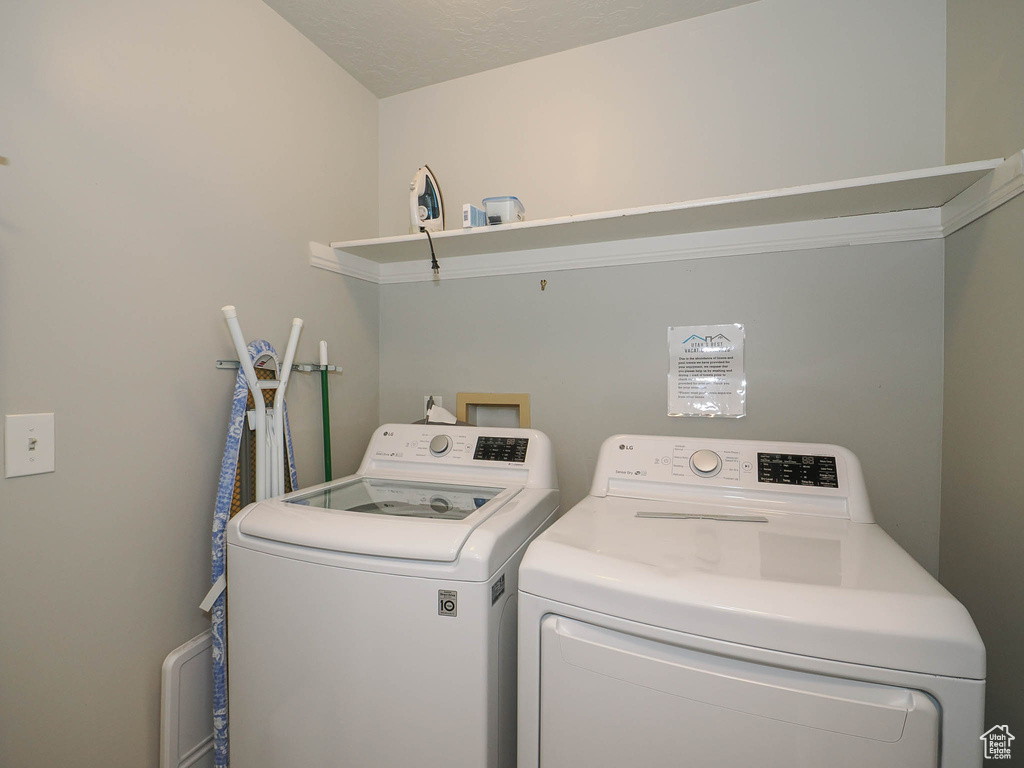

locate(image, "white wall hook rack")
(216, 359), (340, 373)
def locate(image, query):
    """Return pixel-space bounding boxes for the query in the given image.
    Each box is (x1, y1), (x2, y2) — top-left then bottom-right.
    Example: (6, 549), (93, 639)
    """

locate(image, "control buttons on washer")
(742, 461), (754, 472)
(429, 434), (452, 457)
(689, 449), (723, 477)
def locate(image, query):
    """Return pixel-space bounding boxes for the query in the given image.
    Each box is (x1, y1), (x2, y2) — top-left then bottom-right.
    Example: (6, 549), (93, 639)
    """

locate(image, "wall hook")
(540, 279), (547, 291)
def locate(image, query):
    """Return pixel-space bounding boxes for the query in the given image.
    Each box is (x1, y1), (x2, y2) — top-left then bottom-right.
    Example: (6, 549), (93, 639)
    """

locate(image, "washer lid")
(519, 496), (985, 679)
(237, 477), (521, 562)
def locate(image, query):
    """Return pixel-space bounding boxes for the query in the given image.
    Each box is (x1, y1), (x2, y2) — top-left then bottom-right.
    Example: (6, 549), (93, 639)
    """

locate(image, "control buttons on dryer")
(689, 449), (723, 477)
(429, 435), (453, 457)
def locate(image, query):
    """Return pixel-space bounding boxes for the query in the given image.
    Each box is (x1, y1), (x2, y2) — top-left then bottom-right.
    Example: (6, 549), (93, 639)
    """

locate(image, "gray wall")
(0, 1), (975, 765)
(946, 0), (1024, 167)
(378, 0), (946, 236)
(380, 239), (946, 572)
(0, 1), (380, 766)
(376, 0), (950, 576)
(943, 0), (1024, 732)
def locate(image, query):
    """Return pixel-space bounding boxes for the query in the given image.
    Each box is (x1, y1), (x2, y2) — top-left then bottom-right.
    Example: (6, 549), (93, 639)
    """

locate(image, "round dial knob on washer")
(430, 496), (453, 514)
(429, 434), (452, 457)
(689, 449), (723, 477)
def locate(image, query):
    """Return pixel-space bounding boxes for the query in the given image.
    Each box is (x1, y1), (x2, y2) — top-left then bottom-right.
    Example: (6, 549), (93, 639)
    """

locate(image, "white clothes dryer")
(518, 435), (985, 768)
(227, 424), (558, 768)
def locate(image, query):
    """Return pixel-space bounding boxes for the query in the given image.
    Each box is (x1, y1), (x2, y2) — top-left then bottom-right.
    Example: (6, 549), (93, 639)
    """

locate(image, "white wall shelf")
(312, 153), (1024, 284)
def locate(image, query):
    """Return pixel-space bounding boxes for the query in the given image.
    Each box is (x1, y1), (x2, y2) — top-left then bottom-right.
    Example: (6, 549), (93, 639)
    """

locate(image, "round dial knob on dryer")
(429, 434), (453, 457)
(689, 449), (723, 477)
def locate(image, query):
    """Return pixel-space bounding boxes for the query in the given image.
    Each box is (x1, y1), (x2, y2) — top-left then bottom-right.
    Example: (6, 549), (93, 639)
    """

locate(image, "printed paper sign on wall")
(668, 324), (746, 418)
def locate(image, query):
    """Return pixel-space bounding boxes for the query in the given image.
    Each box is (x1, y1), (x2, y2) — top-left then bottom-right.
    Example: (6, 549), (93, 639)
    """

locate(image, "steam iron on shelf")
(410, 165), (445, 233)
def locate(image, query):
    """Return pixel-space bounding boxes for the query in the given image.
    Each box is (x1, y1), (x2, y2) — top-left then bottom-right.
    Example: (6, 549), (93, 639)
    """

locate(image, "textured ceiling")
(261, 0), (758, 97)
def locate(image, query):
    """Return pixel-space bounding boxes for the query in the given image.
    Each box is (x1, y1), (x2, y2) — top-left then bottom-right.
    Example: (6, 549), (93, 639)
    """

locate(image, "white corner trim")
(941, 149), (1024, 236)
(371, 209), (943, 284)
(309, 241), (381, 283)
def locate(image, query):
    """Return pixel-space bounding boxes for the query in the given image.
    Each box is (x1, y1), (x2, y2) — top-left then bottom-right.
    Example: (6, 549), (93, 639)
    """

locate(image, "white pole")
(273, 318), (303, 496)
(222, 305), (268, 502)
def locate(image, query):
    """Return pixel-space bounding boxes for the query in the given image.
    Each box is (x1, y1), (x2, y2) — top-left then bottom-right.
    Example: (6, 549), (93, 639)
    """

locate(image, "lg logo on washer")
(438, 590), (457, 617)
(619, 444), (633, 450)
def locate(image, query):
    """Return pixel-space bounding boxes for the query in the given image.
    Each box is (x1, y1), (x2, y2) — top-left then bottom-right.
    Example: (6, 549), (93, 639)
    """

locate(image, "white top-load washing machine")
(227, 423), (558, 768)
(518, 435), (985, 768)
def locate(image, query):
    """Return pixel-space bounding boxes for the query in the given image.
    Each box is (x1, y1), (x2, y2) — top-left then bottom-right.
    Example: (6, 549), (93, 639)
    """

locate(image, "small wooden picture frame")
(456, 393), (531, 428)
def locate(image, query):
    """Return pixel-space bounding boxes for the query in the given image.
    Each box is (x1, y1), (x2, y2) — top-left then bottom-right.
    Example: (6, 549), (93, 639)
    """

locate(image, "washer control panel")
(420, 433), (530, 462)
(473, 436), (529, 463)
(362, 425), (556, 490)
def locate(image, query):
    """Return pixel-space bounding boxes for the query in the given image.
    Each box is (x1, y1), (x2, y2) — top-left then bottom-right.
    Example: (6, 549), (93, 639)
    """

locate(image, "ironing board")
(210, 340), (298, 768)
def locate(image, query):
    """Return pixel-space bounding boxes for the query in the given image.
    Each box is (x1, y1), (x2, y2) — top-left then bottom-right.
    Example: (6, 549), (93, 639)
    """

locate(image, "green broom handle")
(319, 341), (332, 481)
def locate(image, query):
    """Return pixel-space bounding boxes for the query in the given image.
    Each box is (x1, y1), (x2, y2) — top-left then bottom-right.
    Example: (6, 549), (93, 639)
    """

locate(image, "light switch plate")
(5, 413), (55, 478)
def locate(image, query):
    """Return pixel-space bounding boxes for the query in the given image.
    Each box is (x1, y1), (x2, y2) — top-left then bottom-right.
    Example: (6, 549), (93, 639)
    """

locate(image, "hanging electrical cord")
(422, 228), (440, 275)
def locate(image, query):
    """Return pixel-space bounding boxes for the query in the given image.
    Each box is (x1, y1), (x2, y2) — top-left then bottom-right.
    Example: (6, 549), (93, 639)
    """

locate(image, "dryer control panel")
(757, 452), (838, 488)
(590, 435), (872, 522)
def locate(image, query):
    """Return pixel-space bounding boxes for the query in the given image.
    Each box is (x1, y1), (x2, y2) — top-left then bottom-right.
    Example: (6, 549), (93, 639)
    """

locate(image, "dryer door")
(539, 616), (940, 767)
